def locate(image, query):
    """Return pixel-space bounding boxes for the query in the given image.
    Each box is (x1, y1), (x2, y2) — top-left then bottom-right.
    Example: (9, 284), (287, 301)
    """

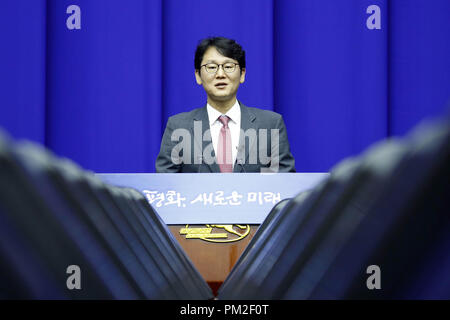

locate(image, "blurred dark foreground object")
(0, 132), (213, 299)
(219, 115), (450, 299)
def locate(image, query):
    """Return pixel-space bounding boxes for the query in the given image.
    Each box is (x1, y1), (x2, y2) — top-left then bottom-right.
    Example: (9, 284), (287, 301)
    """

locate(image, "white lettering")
(366, 5), (381, 30)
(366, 264), (381, 289)
(66, 5), (81, 30)
(66, 265), (81, 290)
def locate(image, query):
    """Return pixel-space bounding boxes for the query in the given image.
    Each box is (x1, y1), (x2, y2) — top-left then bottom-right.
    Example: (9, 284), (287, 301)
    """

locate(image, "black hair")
(194, 37), (246, 72)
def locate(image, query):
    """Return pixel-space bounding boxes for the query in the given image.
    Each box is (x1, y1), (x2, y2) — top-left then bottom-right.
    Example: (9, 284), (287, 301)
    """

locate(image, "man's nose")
(216, 65), (226, 77)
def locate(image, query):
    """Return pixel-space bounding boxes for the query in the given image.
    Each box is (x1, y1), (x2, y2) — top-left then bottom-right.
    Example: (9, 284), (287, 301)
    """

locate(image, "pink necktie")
(217, 115), (233, 173)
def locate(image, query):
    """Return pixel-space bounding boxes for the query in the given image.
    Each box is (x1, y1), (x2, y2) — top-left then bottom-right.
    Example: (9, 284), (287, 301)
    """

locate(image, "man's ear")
(240, 68), (246, 83)
(195, 70), (202, 85)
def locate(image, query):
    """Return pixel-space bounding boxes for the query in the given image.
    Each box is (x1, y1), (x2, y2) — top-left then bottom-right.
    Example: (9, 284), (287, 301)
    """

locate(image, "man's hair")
(194, 37), (246, 72)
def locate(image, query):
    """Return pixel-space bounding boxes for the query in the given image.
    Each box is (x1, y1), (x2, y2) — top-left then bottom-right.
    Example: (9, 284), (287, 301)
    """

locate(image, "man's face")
(195, 46), (246, 104)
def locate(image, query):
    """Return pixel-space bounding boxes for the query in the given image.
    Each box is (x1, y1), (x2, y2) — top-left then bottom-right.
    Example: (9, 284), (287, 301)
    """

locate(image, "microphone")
(197, 155), (204, 173)
(236, 157), (246, 173)
(236, 145), (246, 173)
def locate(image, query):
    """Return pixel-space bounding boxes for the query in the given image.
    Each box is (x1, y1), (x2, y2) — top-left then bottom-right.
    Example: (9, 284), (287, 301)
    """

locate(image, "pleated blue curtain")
(0, 0), (47, 144)
(389, 0), (450, 136)
(275, 0), (389, 171)
(0, 0), (449, 173)
(44, 0), (163, 172)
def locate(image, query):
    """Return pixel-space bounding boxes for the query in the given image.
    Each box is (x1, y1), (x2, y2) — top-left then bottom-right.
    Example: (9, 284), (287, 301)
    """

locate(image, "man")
(156, 37), (295, 173)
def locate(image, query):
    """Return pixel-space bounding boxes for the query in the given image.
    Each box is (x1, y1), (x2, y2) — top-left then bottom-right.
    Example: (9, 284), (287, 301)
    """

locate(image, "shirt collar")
(207, 100), (240, 126)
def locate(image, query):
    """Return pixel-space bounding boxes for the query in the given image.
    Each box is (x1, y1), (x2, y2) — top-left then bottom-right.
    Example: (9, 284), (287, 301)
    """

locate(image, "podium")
(168, 225), (259, 295)
(98, 173), (328, 295)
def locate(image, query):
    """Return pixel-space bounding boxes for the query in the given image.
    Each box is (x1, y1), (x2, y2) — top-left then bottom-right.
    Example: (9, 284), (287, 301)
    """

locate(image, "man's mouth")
(215, 83), (228, 89)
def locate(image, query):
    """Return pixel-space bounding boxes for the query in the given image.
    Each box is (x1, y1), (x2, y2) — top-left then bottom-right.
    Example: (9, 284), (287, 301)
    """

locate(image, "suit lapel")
(234, 102), (257, 172)
(191, 106), (220, 173)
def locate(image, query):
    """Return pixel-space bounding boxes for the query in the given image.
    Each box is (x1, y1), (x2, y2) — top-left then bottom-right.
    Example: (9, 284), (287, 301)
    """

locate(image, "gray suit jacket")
(155, 101), (296, 173)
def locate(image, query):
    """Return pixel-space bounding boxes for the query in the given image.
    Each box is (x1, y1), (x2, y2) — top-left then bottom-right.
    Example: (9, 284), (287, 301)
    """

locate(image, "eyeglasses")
(201, 62), (239, 74)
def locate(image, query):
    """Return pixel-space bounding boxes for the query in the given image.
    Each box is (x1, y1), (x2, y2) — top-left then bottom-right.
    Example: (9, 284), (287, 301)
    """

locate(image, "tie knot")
(218, 115), (230, 128)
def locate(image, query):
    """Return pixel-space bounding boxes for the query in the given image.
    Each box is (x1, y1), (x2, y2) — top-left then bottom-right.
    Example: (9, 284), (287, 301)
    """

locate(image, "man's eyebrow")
(204, 59), (236, 64)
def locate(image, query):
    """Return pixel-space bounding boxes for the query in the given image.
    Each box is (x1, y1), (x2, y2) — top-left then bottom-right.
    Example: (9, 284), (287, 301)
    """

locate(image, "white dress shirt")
(206, 100), (241, 169)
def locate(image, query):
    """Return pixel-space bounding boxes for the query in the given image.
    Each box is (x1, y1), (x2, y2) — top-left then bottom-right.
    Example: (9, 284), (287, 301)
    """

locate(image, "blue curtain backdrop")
(0, 0), (449, 173)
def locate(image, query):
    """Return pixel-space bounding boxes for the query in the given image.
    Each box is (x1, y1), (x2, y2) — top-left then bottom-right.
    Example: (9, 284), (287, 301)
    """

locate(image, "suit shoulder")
(167, 106), (204, 123)
(245, 106), (283, 121)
